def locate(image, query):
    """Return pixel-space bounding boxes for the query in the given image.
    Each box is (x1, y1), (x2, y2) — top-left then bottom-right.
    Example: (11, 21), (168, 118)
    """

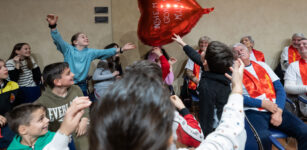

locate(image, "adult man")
(284, 38), (307, 116)
(233, 43), (307, 150)
(280, 33), (305, 72)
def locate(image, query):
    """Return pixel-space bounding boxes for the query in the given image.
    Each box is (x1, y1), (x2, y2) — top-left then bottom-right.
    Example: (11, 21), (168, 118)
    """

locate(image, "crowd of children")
(1, 12), (307, 150)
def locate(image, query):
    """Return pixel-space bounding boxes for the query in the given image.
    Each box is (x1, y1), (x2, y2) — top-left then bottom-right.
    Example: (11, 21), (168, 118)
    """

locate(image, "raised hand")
(225, 58), (244, 94)
(46, 14), (58, 25)
(172, 34), (187, 46)
(170, 95), (186, 110)
(152, 47), (163, 57)
(58, 96), (91, 136)
(169, 57), (177, 65)
(112, 71), (120, 76)
(122, 43), (136, 51)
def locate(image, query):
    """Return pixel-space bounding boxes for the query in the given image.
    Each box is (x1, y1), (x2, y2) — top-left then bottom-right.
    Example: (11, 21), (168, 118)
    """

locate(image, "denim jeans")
(245, 109), (307, 150)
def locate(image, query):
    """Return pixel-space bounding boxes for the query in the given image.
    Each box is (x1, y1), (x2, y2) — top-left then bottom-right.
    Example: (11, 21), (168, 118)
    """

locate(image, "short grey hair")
(198, 36), (211, 46)
(240, 36), (254, 44)
(292, 33), (305, 39)
(233, 43), (248, 51)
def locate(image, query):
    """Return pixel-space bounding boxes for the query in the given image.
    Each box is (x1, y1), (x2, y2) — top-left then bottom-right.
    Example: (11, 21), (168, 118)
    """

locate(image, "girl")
(145, 47), (177, 94)
(93, 43), (122, 100)
(6, 43), (42, 103)
(46, 14), (135, 96)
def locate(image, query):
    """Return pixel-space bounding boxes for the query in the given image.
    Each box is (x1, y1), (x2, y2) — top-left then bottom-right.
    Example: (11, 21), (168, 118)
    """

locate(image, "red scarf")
(299, 59), (307, 95)
(288, 45), (301, 64)
(243, 61), (276, 110)
(188, 50), (202, 90)
(252, 49), (265, 62)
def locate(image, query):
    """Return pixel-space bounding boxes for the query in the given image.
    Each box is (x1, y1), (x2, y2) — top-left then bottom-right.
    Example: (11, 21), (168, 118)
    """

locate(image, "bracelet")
(48, 24), (57, 29)
(119, 47), (123, 53)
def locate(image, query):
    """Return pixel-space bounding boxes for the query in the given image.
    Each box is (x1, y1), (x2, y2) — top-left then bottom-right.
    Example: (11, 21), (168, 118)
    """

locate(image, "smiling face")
(299, 40), (307, 59)
(25, 108), (49, 137)
(74, 33), (89, 47)
(292, 36), (303, 49)
(56, 68), (75, 87)
(241, 37), (253, 49)
(199, 40), (209, 51)
(0, 61), (8, 80)
(16, 44), (31, 58)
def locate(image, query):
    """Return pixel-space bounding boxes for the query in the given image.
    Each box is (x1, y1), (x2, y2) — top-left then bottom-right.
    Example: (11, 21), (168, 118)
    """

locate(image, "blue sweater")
(50, 29), (117, 83)
(244, 80), (286, 110)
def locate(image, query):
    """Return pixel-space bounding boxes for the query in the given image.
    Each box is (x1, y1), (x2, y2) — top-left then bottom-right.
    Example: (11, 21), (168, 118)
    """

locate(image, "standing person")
(46, 14), (135, 96)
(280, 33), (305, 72)
(172, 34), (234, 137)
(233, 43), (307, 150)
(6, 43), (42, 103)
(284, 38), (307, 116)
(93, 43), (121, 100)
(240, 36), (265, 62)
(0, 59), (20, 149)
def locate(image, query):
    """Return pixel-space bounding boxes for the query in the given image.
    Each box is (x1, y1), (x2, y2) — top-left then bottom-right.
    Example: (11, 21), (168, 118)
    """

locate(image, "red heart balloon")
(138, 0), (214, 46)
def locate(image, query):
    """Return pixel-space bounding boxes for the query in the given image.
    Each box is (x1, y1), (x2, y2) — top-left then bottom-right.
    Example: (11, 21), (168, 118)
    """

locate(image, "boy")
(6, 98), (91, 150)
(172, 34), (234, 137)
(35, 62), (89, 149)
(0, 59), (20, 149)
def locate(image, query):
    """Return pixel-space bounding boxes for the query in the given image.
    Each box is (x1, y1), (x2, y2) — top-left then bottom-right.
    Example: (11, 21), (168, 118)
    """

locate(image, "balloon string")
(202, 7), (214, 14)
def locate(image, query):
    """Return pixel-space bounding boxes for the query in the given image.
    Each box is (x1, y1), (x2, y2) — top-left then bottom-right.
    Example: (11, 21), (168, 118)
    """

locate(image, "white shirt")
(243, 61), (279, 111)
(179, 94), (246, 150)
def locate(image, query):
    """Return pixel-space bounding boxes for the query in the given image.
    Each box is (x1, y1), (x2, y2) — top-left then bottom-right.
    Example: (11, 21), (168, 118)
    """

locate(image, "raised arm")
(172, 34), (203, 66)
(46, 14), (71, 54)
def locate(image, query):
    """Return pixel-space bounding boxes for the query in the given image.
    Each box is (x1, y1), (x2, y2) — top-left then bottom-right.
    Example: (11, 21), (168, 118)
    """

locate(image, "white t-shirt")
(243, 61), (279, 111)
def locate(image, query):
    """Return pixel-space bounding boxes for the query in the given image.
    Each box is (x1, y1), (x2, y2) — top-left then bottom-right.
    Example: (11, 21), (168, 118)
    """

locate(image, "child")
(145, 47), (177, 94)
(34, 62), (89, 149)
(172, 34), (234, 137)
(6, 97), (91, 150)
(0, 59), (20, 149)
(93, 43), (121, 100)
(6, 43), (42, 103)
(46, 14), (136, 96)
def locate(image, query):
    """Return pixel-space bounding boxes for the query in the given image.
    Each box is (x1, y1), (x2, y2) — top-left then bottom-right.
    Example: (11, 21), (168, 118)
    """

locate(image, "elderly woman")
(240, 36), (265, 62)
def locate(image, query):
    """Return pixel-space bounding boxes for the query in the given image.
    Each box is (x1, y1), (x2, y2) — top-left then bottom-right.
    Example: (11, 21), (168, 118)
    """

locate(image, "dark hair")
(205, 41), (234, 74)
(125, 60), (162, 80)
(89, 71), (174, 150)
(300, 37), (307, 41)
(0, 59), (4, 63)
(6, 103), (46, 134)
(104, 43), (119, 49)
(42, 62), (69, 89)
(8, 43), (34, 70)
(71, 32), (82, 46)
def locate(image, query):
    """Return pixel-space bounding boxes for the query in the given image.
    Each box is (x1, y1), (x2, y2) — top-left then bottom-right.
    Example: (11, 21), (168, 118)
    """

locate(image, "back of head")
(125, 60), (162, 80)
(42, 62), (69, 89)
(6, 103), (46, 134)
(104, 43), (119, 49)
(205, 41), (234, 74)
(89, 72), (174, 150)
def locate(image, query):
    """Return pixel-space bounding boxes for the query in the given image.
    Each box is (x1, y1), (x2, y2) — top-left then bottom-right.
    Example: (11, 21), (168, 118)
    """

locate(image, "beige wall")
(1, 0), (306, 93)
(112, 0), (307, 93)
(0, 0), (112, 74)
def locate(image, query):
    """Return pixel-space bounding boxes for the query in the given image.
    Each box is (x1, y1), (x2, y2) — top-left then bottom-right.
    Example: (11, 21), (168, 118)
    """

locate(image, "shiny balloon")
(137, 0), (214, 46)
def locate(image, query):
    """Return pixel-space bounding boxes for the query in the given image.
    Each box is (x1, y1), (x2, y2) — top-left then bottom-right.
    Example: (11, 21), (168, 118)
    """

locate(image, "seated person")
(88, 58), (246, 150)
(284, 38), (307, 117)
(184, 36), (211, 98)
(240, 36), (265, 62)
(0, 59), (20, 149)
(6, 97), (91, 150)
(233, 43), (307, 150)
(280, 33), (305, 72)
(125, 60), (203, 147)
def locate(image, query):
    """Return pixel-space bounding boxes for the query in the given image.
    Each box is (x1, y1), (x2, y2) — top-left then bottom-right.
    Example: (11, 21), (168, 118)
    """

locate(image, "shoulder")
(69, 85), (83, 95)
(6, 59), (14, 66)
(6, 81), (19, 90)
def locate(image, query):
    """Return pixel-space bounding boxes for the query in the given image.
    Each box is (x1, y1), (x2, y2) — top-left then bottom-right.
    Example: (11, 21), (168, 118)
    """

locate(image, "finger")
(229, 66), (234, 72)
(225, 73), (232, 80)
